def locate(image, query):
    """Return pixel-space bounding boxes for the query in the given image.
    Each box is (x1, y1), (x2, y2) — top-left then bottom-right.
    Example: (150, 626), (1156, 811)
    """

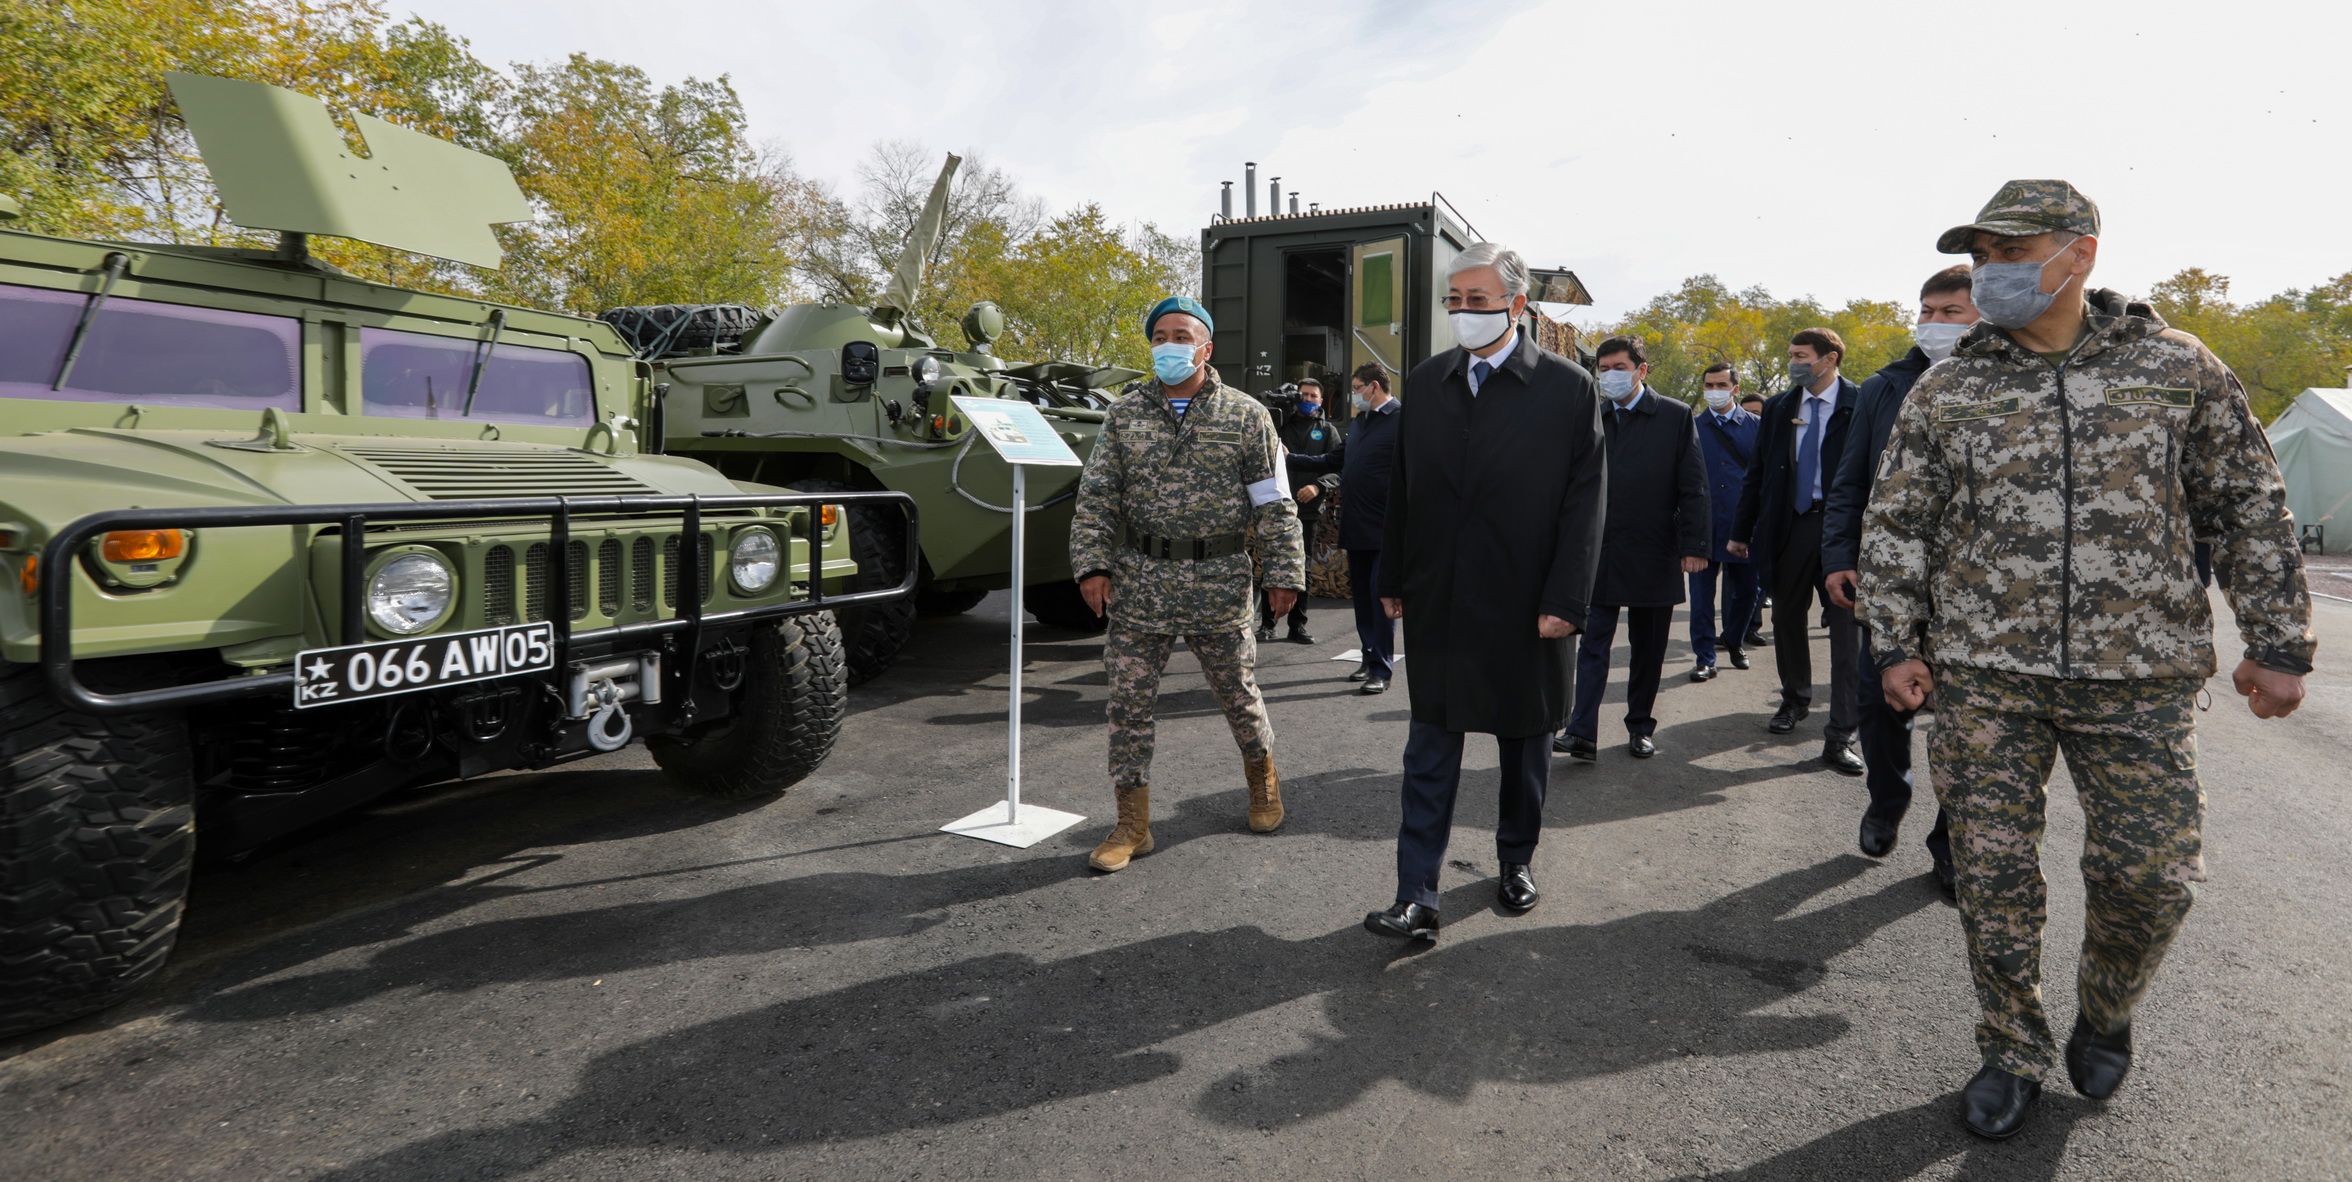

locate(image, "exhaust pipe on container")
(1220, 181), (1232, 218)
(1269, 176), (1281, 216)
(1288, 192), (1299, 215)
(1244, 162), (1257, 217)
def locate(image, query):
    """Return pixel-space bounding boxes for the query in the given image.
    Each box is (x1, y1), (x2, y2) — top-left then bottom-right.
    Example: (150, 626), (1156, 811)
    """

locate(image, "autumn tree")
(1602, 275), (1913, 406)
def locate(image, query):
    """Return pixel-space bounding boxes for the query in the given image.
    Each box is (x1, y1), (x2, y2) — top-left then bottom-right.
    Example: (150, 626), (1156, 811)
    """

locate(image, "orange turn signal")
(101, 529), (184, 562)
(18, 555), (36, 596)
(819, 504), (838, 527)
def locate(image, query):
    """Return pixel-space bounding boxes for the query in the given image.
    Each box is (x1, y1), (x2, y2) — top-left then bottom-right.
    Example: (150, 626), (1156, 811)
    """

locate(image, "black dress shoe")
(1745, 629), (1767, 647)
(1364, 901), (1440, 941)
(2065, 1014), (2133, 1100)
(1360, 677), (1388, 695)
(1768, 700), (1810, 733)
(1552, 734), (1596, 761)
(1859, 811), (1898, 857)
(1347, 663), (1371, 682)
(1254, 624), (1276, 643)
(1629, 734), (1657, 759)
(1289, 625), (1314, 645)
(1822, 741), (1864, 776)
(1727, 647), (1750, 670)
(1690, 664), (1717, 683)
(1933, 857), (1958, 902)
(1961, 1063), (2041, 1139)
(1498, 863), (1539, 914)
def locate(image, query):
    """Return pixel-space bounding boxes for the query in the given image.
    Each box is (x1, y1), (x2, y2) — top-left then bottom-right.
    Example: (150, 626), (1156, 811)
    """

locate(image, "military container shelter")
(1198, 196), (1591, 404)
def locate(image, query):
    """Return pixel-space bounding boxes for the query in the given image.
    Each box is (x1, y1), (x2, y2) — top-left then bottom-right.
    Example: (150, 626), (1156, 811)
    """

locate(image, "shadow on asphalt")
(291, 856), (1942, 1179)
(1664, 1094), (2091, 1181)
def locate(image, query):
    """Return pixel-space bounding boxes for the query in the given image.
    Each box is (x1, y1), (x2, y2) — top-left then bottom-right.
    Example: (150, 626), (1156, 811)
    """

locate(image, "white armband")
(1246, 476), (1284, 507)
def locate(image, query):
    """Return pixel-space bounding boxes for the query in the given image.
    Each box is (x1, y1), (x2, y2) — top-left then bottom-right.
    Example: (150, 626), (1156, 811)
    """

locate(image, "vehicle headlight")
(729, 528), (781, 594)
(367, 552), (455, 635)
(911, 355), (942, 390)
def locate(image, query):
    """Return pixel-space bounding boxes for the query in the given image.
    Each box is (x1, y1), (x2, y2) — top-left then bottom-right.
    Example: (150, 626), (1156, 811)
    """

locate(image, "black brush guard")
(38, 490), (917, 715)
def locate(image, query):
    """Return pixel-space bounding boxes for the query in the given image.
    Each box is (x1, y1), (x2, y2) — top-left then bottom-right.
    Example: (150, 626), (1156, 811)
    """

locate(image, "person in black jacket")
(1258, 378), (1341, 643)
(1729, 327), (1865, 776)
(1292, 364), (1404, 692)
(1365, 243), (1606, 942)
(1823, 266), (1976, 896)
(1555, 337), (1710, 760)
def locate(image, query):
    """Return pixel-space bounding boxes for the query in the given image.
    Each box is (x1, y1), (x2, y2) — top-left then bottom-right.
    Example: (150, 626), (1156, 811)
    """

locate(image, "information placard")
(948, 396), (1083, 467)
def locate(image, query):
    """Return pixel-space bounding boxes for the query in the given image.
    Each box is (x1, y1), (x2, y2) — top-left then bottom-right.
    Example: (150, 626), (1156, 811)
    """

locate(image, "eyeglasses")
(1441, 295), (1513, 311)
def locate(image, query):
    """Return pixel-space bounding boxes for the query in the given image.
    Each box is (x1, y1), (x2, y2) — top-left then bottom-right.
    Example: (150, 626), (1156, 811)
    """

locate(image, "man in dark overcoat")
(1363, 243), (1606, 942)
(1556, 336), (1710, 761)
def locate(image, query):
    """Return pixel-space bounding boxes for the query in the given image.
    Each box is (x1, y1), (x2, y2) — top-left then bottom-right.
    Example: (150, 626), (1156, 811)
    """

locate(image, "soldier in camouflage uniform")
(1068, 295), (1306, 873)
(1861, 180), (2316, 1139)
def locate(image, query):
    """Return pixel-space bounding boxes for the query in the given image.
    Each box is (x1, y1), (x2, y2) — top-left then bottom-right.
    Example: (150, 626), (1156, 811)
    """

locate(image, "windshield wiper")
(51, 252), (131, 391)
(462, 309), (506, 417)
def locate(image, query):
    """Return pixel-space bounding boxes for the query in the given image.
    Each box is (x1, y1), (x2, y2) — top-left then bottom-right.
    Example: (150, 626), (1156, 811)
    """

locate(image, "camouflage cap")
(1936, 180), (2101, 254)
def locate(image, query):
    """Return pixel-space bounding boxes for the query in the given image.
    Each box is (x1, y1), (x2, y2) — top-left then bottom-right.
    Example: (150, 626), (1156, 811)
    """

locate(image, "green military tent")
(2269, 387), (2352, 555)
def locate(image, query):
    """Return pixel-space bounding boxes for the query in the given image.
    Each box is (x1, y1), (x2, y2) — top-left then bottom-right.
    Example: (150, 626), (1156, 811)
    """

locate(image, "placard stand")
(940, 400), (1085, 848)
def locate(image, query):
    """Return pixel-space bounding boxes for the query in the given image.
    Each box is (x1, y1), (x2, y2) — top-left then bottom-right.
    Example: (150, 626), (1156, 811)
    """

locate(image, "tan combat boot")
(1246, 755), (1284, 833)
(1087, 787), (1154, 872)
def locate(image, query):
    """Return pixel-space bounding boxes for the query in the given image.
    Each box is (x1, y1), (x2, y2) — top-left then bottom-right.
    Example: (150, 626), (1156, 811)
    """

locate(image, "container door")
(1348, 236), (1407, 386)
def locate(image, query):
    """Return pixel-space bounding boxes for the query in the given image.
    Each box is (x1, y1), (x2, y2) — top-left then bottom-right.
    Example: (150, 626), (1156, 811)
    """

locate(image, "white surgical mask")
(1702, 388), (1734, 411)
(1914, 321), (1970, 362)
(1596, 370), (1639, 401)
(1449, 307), (1512, 351)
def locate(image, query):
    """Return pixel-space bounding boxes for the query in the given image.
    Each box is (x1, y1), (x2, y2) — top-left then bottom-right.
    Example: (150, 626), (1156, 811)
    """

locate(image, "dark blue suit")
(1688, 405), (1762, 667)
(1732, 375), (1862, 743)
(1823, 347), (1949, 864)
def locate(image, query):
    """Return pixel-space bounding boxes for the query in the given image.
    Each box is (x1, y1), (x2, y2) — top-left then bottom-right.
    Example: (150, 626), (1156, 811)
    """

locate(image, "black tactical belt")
(1124, 526), (1248, 561)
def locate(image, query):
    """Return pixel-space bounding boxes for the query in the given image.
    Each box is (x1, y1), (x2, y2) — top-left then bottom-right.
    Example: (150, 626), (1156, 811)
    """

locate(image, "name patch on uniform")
(1937, 395), (2023, 423)
(2104, 385), (2196, 409)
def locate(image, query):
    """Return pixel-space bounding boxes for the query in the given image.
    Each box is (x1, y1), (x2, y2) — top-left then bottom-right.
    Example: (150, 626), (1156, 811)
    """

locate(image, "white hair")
(1447, 242), (1530, 298)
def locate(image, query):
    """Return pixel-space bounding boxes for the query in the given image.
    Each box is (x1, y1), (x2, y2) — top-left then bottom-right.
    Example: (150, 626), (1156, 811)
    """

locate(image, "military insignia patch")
(2104, 386), (2196, 409)
(1937, 395), (2024, 423)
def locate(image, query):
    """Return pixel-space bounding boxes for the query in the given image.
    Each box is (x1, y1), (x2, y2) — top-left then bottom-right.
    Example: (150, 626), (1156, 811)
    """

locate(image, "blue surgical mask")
(1971, 243), (2077, 330)
(1150, 342), (1200, 385)
(1296, 399), (1321, 417)
(1597, 370), (1638, 401)
(1788, 361), (1816, 388)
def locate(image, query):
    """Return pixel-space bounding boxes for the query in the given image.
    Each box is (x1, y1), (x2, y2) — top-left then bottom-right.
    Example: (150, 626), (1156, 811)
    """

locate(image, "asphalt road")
(4, 590), (2348, 1181)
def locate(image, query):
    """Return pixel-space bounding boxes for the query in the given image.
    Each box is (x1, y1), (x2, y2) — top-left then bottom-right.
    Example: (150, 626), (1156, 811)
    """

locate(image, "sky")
(395, 0), (2351, 326)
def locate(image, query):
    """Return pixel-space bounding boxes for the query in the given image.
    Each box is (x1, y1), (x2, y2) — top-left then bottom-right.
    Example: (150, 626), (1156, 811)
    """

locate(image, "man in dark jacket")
(1290, 363), (1403, 692)
(1259, 378), (1340, 643)
(1823, 265), (1976, 894)
(1556, 336), (1710, 760)
(1730, 327), (1866, 776)
(1364, 243), (1606, 943)
(1688, 362), (1763, 681)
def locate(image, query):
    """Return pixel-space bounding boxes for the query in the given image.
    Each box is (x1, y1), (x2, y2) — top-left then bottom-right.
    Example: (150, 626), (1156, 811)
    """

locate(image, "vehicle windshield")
(0, 282), (301, 409)
(360, 327), (596, 426)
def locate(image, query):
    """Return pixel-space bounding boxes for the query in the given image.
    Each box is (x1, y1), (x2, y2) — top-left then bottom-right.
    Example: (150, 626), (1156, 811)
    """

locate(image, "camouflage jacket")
(1069, 369), (1305, 634)
(1861, 289), (2315, 680)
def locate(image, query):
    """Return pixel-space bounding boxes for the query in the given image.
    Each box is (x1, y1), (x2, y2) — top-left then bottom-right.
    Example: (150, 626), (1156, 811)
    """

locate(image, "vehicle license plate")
(292, 622), (556, 708)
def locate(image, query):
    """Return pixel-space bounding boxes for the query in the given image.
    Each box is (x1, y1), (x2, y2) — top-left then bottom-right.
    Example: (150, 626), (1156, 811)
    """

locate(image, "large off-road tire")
(648, 613), (847, 801)
(1024, 580), (1109, 633)
(0, 662), (195, 1039)
(915, 588), (990, 616)
(796, 478), (915, 685)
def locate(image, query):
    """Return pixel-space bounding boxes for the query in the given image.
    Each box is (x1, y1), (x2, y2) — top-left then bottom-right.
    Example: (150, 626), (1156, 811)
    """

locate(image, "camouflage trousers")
(1104, 623), (1273, 793)
(1928, 665), (2205, 1079)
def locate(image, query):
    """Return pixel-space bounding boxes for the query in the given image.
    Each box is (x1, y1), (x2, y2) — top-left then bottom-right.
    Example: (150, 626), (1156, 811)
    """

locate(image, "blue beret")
(1144, 295), (1214, 339)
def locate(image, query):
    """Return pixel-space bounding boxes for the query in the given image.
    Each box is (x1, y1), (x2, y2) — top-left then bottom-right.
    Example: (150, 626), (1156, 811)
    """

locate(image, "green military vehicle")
(606, 156), (1133, 683)
(0, 75), (913, 1038)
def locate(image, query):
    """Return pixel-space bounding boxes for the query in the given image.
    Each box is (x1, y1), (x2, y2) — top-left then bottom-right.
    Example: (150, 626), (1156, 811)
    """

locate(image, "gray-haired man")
(1363, 242), (1608, 941)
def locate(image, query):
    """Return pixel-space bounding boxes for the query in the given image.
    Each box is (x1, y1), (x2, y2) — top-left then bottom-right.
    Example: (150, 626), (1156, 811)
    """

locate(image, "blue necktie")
(1472, 360), (1492, 392)
(1795, 398), (1823, 513)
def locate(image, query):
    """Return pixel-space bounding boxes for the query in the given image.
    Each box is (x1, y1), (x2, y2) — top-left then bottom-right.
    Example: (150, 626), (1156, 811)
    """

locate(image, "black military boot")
(2065, 1015), (2133, 1100)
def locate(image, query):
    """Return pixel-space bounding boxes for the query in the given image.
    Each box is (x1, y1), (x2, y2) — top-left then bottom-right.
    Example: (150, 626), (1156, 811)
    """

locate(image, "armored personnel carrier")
(0, 74), (912, 1037)
(608, 156), (1131, 683)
